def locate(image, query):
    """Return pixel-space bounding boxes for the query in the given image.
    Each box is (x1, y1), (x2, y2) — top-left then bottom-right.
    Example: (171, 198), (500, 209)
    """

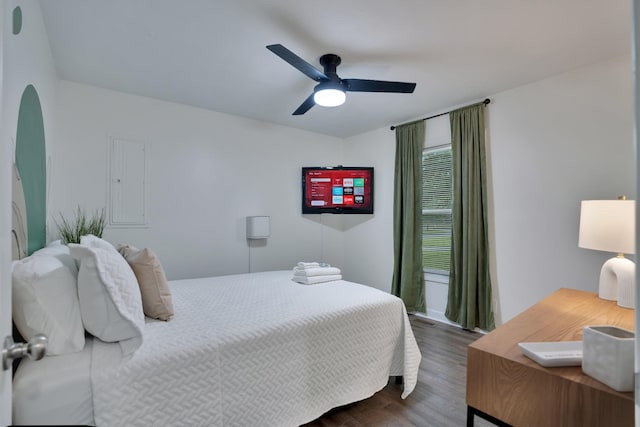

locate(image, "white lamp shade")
(246, 216), (270, 239)
(578, 200), (635, 254)
(313, 89), (346, 107)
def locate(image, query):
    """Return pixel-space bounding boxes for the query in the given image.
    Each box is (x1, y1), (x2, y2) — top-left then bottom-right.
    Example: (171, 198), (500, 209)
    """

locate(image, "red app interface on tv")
(304, 169), (372, 210)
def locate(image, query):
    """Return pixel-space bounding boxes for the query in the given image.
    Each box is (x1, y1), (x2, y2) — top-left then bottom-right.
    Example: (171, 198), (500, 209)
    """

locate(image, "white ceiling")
(39, 0), (631, 138)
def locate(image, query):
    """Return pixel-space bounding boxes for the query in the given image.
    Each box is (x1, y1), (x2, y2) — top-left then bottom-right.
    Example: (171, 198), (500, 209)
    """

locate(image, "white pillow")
(80, 234), (118, 254)
(12, 243), (85, 355)
(69, 244), (144, 355)
(31, 240), (78, 275)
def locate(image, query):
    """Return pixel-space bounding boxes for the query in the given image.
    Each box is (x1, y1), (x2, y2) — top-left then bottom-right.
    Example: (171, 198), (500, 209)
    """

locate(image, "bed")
(12, 267), (421, 426)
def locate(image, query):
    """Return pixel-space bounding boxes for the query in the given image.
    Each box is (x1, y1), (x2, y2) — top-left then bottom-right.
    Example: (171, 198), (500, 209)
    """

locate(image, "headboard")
(12, 163), (28, 260)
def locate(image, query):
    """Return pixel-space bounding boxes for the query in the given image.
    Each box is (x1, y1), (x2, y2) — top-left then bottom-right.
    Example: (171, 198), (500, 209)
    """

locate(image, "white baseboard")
(412, 310), (487, 334)
(413, 310), (458, 327)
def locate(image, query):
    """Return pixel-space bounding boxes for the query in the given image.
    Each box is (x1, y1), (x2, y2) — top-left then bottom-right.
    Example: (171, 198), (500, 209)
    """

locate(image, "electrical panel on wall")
(108, 136), (149, 227)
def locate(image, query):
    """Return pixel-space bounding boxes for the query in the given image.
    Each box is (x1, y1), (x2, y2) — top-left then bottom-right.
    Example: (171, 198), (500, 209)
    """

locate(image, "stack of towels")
(292, 262), (342, 285)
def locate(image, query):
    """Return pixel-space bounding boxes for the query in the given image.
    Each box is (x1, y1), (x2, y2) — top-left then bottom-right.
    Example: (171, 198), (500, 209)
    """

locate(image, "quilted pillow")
(80, 234), (119, 253)
(69, 244), (144, 355)
(12, 242), (85, 355)
(118, 244), (174, 321)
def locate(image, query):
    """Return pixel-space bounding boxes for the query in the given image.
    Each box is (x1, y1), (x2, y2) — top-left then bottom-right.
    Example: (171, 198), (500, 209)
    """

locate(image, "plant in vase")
(55, 206), (106, 244)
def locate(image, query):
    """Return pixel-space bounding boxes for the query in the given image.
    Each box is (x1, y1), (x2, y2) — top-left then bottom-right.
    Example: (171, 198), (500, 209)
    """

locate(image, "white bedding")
(13, 338), (94, 425)
(14, 270), (421, 426)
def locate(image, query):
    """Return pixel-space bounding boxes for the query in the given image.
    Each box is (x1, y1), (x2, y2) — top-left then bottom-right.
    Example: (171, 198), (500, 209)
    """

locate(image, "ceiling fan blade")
(292, 94), (316, 115)
(343, 79), (416, 93)
(267, 44), (328, 82)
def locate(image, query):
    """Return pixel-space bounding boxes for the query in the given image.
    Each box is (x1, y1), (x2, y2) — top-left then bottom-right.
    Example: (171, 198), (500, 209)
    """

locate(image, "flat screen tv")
(302, 166), (374, 214)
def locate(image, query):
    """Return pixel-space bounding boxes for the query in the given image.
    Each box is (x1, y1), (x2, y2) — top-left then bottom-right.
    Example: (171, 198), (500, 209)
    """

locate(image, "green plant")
(55, 206), (106, 244)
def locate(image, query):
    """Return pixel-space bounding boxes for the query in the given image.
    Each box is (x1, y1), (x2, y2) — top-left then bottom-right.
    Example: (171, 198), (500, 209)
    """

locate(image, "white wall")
(344, 55), (634, 324)
(341, 127), (396, 292)
(488, 55), (633, 322)
(50, 81), (345, 280)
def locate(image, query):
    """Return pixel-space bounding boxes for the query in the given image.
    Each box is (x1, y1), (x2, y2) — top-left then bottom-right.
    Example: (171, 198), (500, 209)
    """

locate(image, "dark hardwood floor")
(303, 316), (494, 427)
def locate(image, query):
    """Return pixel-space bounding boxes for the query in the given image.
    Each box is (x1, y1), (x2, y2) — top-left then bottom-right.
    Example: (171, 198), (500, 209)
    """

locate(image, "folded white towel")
(292, 274), (342, 285)
(293, 266), (342, 277)
(297, 262), (321, 268)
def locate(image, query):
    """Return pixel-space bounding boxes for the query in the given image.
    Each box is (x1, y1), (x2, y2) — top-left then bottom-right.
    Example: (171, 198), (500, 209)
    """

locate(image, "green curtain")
(391, 121), (425, 312)
(445, 103), (495, 330)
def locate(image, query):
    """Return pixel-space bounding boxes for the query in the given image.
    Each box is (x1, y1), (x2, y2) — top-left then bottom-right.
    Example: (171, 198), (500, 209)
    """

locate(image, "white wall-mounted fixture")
(246, 216), (270, 239)
(578, 198), (636, 308)
(108, 136), (149, 227)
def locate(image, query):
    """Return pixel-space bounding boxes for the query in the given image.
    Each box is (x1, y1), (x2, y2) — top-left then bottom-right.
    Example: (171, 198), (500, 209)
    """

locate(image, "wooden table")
(466, 288), (635, 427)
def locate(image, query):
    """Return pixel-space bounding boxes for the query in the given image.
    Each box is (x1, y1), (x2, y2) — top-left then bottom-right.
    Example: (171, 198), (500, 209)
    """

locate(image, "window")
(422, 145), (452, 275)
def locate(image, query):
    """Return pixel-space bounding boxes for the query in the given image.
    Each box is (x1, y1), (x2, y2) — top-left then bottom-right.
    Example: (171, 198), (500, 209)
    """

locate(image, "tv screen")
(302, 166), (374, 214)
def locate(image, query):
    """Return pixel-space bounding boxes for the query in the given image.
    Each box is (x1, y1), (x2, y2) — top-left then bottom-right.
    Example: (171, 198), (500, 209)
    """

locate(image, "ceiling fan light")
(314, 88), (346, 107)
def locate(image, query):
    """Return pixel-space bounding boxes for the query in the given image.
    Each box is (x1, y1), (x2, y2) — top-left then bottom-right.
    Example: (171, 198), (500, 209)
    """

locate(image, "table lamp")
(578, 198), (636, 308)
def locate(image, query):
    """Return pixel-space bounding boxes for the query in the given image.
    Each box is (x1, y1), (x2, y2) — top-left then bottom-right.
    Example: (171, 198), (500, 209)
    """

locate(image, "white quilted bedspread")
(91, 271), (421, 426)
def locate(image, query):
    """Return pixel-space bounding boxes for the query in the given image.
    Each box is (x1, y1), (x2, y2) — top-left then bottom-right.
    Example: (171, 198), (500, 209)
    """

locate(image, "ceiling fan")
(266, 44), (417, 115)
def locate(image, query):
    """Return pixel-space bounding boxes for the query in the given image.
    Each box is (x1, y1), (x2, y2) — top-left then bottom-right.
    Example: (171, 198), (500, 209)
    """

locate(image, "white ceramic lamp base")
(598, 255), (635, 308)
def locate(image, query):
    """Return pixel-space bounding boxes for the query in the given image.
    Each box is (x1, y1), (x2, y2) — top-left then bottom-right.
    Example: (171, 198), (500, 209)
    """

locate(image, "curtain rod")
(389, 98), (491, 131)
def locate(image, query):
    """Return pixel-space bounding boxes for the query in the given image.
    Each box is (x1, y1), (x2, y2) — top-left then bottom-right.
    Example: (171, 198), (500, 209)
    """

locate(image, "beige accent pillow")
(118, 244), (174, 321)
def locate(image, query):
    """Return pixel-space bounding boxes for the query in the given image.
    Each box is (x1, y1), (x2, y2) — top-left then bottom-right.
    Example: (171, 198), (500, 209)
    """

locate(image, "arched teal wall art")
(15, 85), (46, 255)
(12, 6), (22, 35)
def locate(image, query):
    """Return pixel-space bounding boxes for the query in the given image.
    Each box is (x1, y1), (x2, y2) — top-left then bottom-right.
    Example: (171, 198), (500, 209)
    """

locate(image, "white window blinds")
(422, 115), (452, 275)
